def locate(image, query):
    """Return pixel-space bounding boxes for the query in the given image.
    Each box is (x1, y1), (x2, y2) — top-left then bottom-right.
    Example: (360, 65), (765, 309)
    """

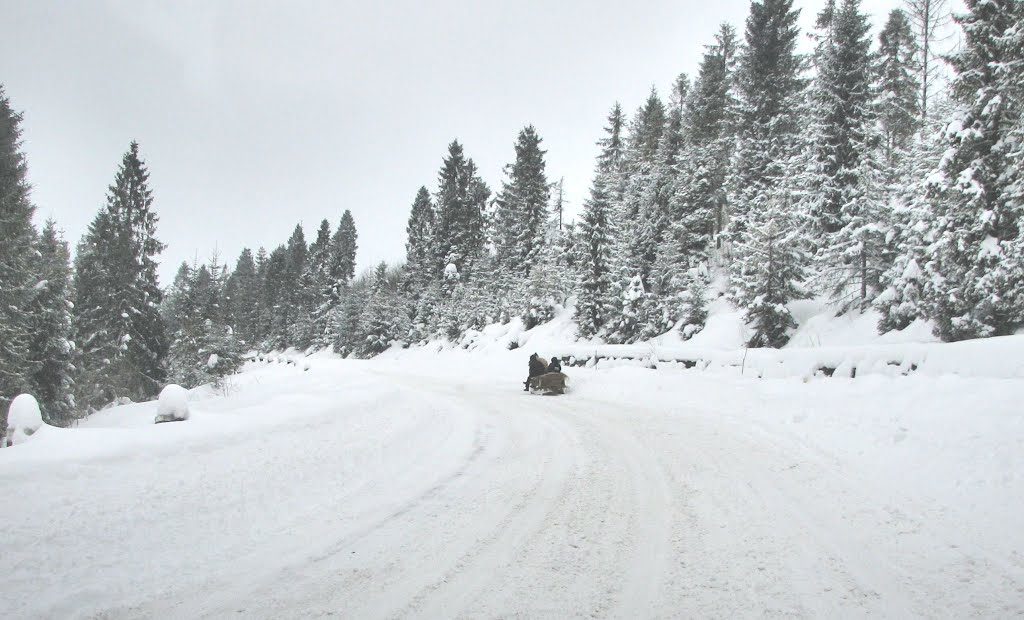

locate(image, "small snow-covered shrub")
(155, 384), (190, 424)
(5, 394), (44, 446)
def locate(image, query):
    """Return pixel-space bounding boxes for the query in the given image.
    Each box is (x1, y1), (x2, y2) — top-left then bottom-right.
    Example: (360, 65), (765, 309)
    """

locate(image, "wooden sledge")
(529, 372), (568, 395)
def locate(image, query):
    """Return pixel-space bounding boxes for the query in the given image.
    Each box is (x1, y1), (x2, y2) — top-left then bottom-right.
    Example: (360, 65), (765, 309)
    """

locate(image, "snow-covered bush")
(154, 384), (190, 424)
(5, 394), (44, 446)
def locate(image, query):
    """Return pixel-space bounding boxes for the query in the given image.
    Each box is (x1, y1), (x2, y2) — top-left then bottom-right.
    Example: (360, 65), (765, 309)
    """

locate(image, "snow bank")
(5, 394), (45, 446)
(155, 384), (190, 423)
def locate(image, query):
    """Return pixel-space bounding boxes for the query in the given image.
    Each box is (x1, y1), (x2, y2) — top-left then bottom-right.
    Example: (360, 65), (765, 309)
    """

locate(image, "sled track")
(5, 362), (1023, 618)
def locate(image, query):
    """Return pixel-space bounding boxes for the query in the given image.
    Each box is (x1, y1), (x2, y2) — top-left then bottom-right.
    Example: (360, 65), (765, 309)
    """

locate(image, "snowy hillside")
(3, 308), (1023, 618)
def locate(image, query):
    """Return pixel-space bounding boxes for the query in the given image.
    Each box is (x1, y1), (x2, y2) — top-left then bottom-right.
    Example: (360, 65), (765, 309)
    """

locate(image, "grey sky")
(2, 0), (942, 284)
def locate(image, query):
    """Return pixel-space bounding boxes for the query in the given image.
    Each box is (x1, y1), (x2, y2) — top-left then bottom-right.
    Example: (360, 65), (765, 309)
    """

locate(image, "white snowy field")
(3, 330), (1024, 617)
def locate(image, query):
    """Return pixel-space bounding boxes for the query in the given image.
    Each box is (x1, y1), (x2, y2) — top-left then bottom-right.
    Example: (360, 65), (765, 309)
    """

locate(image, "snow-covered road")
(3, 356), (1023, 618)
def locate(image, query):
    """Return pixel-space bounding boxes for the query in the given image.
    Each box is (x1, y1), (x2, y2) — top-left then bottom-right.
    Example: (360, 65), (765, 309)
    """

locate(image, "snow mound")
(5, 394), (45, 446)
(155, 384), (190, 423)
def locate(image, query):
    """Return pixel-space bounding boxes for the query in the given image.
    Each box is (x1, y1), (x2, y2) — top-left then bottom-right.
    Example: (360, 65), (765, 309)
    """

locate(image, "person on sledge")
(525, 352), (546, 391)
(547, 356), (562, 373)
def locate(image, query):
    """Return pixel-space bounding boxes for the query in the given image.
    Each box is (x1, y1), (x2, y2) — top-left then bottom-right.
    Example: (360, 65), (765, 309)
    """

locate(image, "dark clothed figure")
(525, 353), (546, 391)
(547, 357), (562, 373)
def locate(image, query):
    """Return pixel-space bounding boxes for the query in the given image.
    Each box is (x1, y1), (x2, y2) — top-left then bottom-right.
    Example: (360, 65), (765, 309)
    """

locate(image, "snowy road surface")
(3, 356), (1023, 618)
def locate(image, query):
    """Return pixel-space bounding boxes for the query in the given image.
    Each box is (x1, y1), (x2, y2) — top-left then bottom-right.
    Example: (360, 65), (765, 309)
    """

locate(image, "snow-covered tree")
(329, 210), (358, 299)
(492, 125), (549, 276)
(28, 221), (76, 426)
(733, 198), (809, 347)
(0, 85), (38, 425)
(434, 141), (490, 283)
(928, 0), (1024, 340)
(684, 24), (739, 247)
(727, 0), (804, 242)
(73, 141), (167, 409)
(876, 9), (921, 170)
(404, 186), (435, 297)
(224, 248), (261, 349)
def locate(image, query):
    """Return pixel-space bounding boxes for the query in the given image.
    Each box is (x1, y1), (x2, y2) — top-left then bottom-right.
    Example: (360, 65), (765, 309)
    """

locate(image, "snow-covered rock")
(5, 394), (44, 446)
(154, 384), (190, 424)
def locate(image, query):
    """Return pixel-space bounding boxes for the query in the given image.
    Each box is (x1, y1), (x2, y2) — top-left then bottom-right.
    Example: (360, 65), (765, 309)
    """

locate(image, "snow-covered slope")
(2, 326), (1023, 617)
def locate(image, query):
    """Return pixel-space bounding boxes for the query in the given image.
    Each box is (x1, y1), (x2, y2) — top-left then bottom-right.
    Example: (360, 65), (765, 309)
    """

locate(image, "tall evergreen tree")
(225, 248), (260, 348)
(28, 221), (75, 425)
(684, 23), (739, 249)
(903, 0), (951, 123)
(877, 9), (921, 170)
(74, 142), (167, 409)
(808, 0), (876, 235)
(404, 187), (435, 296)
(575, 179), (616, 339)
(727, 0), (804, 239)
(330, 210), (358, 296)
(492, 125), (549, 276)
(283, 224), (314, 346)
(928, 0), (1024, 340)
(0, 85), (38, 423)
(306, 219), (333, 344)
(434, 141), (490, 283)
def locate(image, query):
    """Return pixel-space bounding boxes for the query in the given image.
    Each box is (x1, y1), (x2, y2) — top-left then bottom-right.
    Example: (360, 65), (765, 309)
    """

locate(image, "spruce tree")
(73, 142), (167, 409)
(492, 126), (550, 276)
(808, 0), (876, 235)
(877, 9), (921, 170)
(28, 221), (76, 425)
(733, 197), (809, 347)
(404, 187), (435, 296)
(284, 224), (311, 346)
(225, 248), (260, 348)
(685, 24), (739, 246)
(0, 85), (38, 423)
(330, 210), (358, 296)
(727, 0), (804, 240)
(929, 0), (1024, 340)
(434, 141), (490, 283)
(306, 219), (333, 344)
(575, 179), (616, 339)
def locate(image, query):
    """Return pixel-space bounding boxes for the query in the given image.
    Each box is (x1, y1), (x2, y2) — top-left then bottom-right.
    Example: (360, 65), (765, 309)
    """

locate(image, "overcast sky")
(2, 0), (946, 284)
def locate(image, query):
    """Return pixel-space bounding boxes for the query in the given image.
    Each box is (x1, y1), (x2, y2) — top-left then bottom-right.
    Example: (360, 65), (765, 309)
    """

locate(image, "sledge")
(528, 372), (568, 395)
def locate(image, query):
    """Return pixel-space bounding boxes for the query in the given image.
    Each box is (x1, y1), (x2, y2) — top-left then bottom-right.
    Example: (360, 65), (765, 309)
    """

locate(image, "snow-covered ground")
(3, 311), (1024, 618)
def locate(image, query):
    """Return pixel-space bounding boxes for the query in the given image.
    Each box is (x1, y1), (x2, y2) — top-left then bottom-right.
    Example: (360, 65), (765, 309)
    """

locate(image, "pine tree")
(0, 85), (38, 423)
(283, 224), (311, 347)
(574, 106), (624, 339)
(306, 219), (333, 345)
(928, 0), (1024, 340)
(808, 0), (876, 235)
(685, 24), (739, 246)
(621, 88), (667, 285)
(358, 263), (410, 356)
(28, 221), (76, 425)
(492, 126), (550, 276)
(733, 197), (809, 347)
(727, 0), (804, 244)
(261, 245), (290, 348)
(330, 210), (358, 297)
(903, 0), (952, 123)
(225, 248), (260, 348)
(404, 187), (435, 297)
(167, 258), (242, 388)
(73, 142), (167, 409)
(434, 141), (490, 283)
(877, 9), (921, 170)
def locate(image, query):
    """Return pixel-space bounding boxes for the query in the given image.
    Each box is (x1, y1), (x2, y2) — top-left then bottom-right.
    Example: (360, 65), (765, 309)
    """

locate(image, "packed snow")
(154, 383), (190, 423)
(2, 308), (1023, 618)
(5, 393), (44, 446)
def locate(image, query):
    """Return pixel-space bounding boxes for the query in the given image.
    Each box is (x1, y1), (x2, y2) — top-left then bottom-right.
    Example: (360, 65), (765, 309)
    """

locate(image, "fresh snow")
(5, 393), (44, 446)
(155, 384), (190, 422)
(2, 309), (1023, 617)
